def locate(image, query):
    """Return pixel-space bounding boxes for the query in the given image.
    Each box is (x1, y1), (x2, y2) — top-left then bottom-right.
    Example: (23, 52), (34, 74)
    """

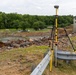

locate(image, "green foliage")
(20, 21), (30, 31)
(13, 20), (20, 29)
(33, 21), (46, 30)
(0, 12), (73, 29)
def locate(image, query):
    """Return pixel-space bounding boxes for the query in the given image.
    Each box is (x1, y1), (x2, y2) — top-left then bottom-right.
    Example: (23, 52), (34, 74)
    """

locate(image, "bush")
(33, 21), (46, 30)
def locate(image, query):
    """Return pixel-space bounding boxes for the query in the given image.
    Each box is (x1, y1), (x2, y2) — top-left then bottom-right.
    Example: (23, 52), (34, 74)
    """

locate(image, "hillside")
(0, 45), (76, 75)
(0, 27), (76, 75)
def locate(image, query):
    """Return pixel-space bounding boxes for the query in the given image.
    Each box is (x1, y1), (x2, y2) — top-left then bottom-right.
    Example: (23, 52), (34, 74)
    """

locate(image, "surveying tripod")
(49, 25), (76, 53)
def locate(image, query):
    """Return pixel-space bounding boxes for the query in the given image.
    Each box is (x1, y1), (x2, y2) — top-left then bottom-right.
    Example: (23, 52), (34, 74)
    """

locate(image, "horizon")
(0, 11), (75, 16)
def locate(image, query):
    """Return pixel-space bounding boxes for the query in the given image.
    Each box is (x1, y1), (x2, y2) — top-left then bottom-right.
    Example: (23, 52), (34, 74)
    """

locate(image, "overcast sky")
(0, 0), (76, 15)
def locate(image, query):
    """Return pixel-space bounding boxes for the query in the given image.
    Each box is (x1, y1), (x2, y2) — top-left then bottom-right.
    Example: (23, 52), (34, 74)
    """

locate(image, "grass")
(70, 36), (76, 40)
(70, 36), (76, 50)
(0, 45), (48, 61)
(57, 60), (76, 75)
(0, 28), (50, 33)
(0, 45), (76, 75)
(0, 29), (17, 33)
(0, 45), (48, 75)
(0, 44), (76, 75)
(28, 28), (50, 32)
(43, 60), (76, 75)
(0, 28), (76, 75)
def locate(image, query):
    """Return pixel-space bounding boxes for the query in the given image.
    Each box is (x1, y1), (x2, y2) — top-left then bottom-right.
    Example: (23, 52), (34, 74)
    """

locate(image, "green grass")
(24, 28), (50, 32)
(0, 29), (17, 33)
(70, 36), (76, 40)
(0, 45), (48, 61)
(0, 45), (76, 75)
(43, 60), (76, 75)
(0, 45), (49, 75)
(0, 28), (50, 33)
(57, 60), (76, 75)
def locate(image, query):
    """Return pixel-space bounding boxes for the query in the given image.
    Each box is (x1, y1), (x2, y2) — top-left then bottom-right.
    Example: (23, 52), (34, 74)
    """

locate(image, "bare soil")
(0, 26), (76, 75)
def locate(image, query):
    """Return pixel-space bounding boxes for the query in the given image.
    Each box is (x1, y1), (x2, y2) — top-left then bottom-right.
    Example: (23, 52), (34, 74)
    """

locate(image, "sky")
(0, 0), (76, 15)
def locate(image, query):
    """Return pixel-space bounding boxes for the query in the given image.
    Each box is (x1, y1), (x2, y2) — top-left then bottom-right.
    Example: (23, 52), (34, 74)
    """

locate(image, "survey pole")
(54, 5), (59, 67)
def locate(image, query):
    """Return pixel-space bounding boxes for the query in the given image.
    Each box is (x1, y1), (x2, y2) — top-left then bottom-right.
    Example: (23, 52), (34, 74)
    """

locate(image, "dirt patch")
(0, 29), (76, 52)
(0, 26), (76, 75)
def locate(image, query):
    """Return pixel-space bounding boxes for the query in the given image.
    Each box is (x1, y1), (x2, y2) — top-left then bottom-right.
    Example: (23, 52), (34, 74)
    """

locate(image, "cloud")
(0, 0), (76, 15)
(36, 7), (42, 10)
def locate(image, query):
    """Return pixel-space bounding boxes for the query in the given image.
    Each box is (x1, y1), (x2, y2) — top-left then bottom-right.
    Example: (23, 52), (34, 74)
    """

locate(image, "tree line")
(0, 12), (73, 30)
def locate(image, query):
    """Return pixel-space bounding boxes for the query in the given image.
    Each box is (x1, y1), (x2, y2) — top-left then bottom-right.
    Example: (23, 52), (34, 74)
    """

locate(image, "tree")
(33, 21), (46, 30)
(0, 12), (73, 29)
(13, 20), (20, 29)
(20, 21), (30, 31)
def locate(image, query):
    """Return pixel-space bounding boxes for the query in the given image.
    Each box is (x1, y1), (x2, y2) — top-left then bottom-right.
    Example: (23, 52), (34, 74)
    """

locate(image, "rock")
(12, 44), (20, 48)
(68, 34), (72, 37)
(20, 41), (30, 47)
(7, 47), (13, 49)
(7, 62), (11, 65)
(0, 42), (6, 47)
(29, 38), (34, 42)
